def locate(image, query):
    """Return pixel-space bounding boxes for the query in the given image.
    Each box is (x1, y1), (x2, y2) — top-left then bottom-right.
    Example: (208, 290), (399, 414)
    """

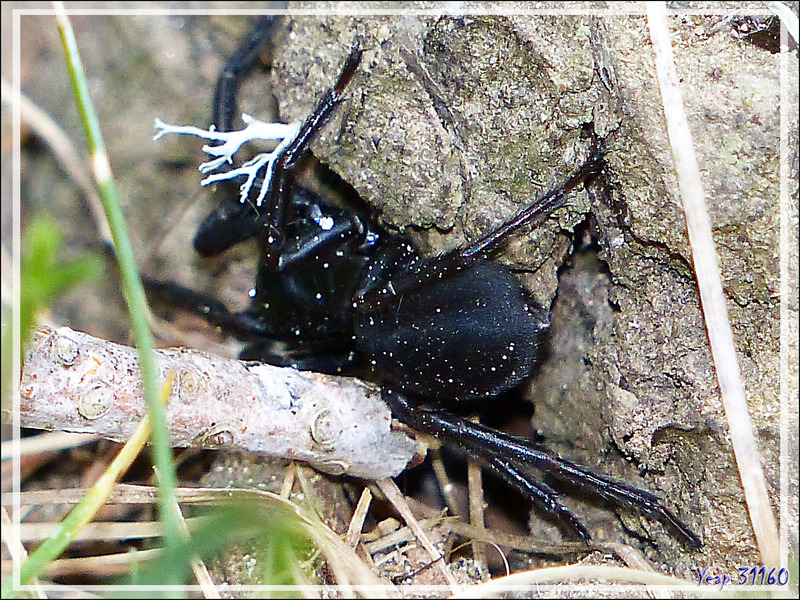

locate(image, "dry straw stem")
(447, 564), (693, 598)
(376, 478), (461, 591)
(5, 484), (398, 595)
(14, 326), (416, 481)
(0, 77), (111, 247)
(646, 3), (780, 567)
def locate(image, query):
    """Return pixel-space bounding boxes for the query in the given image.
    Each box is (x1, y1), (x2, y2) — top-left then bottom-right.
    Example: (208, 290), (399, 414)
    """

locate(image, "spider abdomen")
(354, 261), (550, 399)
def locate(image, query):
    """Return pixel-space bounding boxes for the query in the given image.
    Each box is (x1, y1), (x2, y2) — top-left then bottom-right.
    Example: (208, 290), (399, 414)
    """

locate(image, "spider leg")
(383, 390), (702, 548)
(485, 428), (704, 548)
(144, 278), (358, 373)
(192, 20), (277, 256)
(259, 46), (363, 268)
(194, 17), (283, 257)
(144, 279), (272, 339)
(462, 147), (605, 260)
(383, 390), (591, 541)
(489, 455), (592, 543)
(213, 16), (283, 133)
(239, 341), (358, 373)
(271, 47), (363, 175)
(356, 147), (606, 313)
(196, 23), (363, 253)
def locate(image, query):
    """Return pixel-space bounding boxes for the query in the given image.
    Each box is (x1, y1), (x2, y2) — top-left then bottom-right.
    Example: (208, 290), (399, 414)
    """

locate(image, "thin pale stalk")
(646, 2), (779, 566)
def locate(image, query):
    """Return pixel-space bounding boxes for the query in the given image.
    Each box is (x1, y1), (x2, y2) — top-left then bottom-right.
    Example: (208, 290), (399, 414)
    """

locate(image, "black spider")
(151, 17), (702, 549)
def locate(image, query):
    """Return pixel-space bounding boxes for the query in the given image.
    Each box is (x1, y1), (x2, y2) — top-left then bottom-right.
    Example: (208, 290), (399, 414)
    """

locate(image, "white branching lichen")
(154, 114), (302, 206)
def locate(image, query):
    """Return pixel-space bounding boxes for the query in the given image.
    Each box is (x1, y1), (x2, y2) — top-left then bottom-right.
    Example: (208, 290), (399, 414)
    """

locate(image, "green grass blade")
(3, 3), (188, 589)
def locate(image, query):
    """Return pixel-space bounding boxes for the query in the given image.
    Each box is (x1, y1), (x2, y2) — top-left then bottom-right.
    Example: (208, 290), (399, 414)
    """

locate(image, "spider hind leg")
(383, 390), (703, 548)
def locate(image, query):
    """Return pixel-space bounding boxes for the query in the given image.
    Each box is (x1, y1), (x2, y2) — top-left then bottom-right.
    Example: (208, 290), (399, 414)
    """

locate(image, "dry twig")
(13, 326), (416, 481)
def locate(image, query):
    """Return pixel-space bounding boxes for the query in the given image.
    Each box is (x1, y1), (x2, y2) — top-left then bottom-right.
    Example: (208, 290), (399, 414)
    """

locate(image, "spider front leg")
(256, 46), (364, 269)
(163, 17), (362, 262)
(194, 16), (282, 257)
(212, 16), (282, 134)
